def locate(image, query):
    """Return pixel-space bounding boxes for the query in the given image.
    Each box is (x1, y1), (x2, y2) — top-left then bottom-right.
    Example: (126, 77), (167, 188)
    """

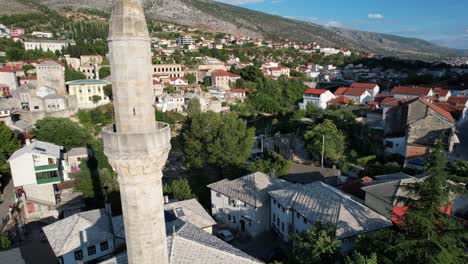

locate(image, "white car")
(217, 230), (234, 242)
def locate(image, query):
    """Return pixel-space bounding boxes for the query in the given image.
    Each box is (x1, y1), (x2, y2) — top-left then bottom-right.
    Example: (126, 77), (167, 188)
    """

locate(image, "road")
(453, 121), (468, 161)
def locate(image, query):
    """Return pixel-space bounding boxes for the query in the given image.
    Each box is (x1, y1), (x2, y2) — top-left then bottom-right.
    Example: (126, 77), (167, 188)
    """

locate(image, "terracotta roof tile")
(304, 88), (328, 95)
(351, 83), (378, 89)
(391, 86), (432, 96)
(329, 96), (350, 104)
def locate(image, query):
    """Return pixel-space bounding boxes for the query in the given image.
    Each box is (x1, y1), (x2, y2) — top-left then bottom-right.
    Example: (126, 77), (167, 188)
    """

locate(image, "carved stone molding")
(106, 149), (169, 180)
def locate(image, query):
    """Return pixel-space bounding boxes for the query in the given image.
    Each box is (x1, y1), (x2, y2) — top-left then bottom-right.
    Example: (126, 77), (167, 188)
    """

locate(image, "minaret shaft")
(103, 1), (171, 264)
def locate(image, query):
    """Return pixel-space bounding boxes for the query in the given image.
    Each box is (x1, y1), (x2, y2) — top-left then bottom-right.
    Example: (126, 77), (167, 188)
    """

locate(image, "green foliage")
(304, 120), (345, 163)
(155, 111), (186, 126)
(65, 64), (86, 82)
(290, 222), (339, 264)
(231, 65), (264, 82)
(187, 98), (201, 118)
(104, 85), (113, 101)
(0, 233), (11, 249)
(446, 160), (468, 184)
(185, 73), (197, 84)
(77, 106), (113, 135)
(365, 161), (402, 177)
(0, 123), (21, 173)
(182, 112), (255, 169)
(32, 117), (91, 151)
(356, 155), (377, 166)
(345, 253), (378, 264)
(165, 86), (176, 94)
(163, 178), (194, 201)
(248, 151), (292, 177)
(99, 67), (111, 79)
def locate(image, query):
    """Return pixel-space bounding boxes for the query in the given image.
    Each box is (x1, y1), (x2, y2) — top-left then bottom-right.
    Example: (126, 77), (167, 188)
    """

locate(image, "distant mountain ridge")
(0, 0), (462, 61)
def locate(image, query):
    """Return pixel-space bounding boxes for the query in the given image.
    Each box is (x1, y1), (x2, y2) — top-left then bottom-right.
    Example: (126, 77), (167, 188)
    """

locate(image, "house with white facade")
(350, 83), (380, 98)
(156, 93), (185, 113)
(8, 140), (84, 219)
(43, 199), (253, 264)
(334, 87), (373, 104)
(265, 66), (291, 78)
(24, 39), (76, 53)
(268, 182), (392, 248)
(391, 86), (433, 99)
(208, 172), (290, 237)
(299, 88), (336, 110)
(66, 79), (111, 109)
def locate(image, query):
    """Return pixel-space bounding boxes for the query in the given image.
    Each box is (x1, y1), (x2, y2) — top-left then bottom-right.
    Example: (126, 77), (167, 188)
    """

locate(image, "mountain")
(0, 0), (462, 61)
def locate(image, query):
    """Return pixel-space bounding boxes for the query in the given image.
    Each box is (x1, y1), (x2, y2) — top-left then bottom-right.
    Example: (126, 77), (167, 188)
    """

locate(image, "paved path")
(0, 177), (15, 230)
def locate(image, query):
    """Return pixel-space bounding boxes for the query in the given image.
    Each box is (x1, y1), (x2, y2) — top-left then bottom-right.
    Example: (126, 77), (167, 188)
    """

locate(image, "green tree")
(304, 119), (345, 163)
(99, 66), (111, 79)
(0, 233), (11, 249)
(394, 143), (466, 264)
(182, 112), (255, 169)
(104, 85), (113, 101)
(0, 123), (21, 173)
(290, 222), (339, 264)
(65, 64), (86, 81)
(187, 98), (201, 118)
(248, 151), (291, 177)
(32, 118), (91, 151)
(165, 86), (176, 94)
(345, 253), (378, 264)
(91, 95), (102, 106)
(163, 178), (193, 201)
(185, 73), (197, 84)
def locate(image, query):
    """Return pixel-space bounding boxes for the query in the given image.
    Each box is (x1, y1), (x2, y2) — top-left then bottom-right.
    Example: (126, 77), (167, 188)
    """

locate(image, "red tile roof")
(0, 65), (22, 72)
(418, 98), (455, 122)
(391, 86), (432, 96)
(381, 97), (407, 106)
(351, 83), (378, 89)
(328, 96), (350, 104)
(433, 88), (450, 97)
(447, 97), (468, 106)
(212, 70), (240, 78)
(304, 88), (329, 95)
(334, 87), (348, 96)
(334, 87), (368, 96)
(231, 89), (246, 93)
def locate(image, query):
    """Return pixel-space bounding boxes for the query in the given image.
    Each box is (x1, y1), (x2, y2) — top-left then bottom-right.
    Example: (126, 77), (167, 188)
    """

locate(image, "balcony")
(36, 170), (62, 185)
(37, 177), (62, 185)
(34, 164), (59, 172)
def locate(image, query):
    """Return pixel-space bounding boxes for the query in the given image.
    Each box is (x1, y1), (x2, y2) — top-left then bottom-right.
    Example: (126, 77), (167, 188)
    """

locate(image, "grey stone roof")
(66, 147), (89, 157)
(269, 182), (392, 239)
(362, 177), (420, 204)
(283, 163), (340, 186)
(0, 248), (26, 264)
(101, 216), (260, 264)
(42, 94), (65, 100)
(164, 199), (216, 229)
(9, 140), (62, 161)
(374, 172), (412, 181)
(207, 172), (290, 207)
(42, 209), (114, 256)
(10, 119), (33, 131)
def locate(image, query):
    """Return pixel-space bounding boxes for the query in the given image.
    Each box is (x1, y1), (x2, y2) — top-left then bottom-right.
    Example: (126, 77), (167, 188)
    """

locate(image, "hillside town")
(0, 1), (466, 264)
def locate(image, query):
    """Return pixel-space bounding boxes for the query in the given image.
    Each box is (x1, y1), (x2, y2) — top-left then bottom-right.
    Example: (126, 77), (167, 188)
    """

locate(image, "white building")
(334, 87), (373, 104)
(269, 182), (392, 247)
(299, 88), (336, 110)
(42, 94), (67, 112)
(152, 64), (184, 78)
(24, 39), (76, 53)
(176, 35), (194, 46)
(36, 59), (66, 96)
(66, 79), (111, 109)
(156, 93), (185, 113)
(211, 70), (241, 90)
(208, 172), (290, 237)
(350, 83), (380, 98)
(0, 66), (20, 92)
(31, 31), (54, 38)
(8, 140), (84, 219)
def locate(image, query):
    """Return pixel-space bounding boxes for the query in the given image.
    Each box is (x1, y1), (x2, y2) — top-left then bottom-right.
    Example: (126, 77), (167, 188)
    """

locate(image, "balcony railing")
(36, 177), (62, 185)
(34, 164), (59, 172)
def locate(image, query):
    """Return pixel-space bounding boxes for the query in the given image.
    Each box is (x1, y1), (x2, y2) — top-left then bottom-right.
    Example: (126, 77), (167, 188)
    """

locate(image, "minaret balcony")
(102, 122), (171, 158)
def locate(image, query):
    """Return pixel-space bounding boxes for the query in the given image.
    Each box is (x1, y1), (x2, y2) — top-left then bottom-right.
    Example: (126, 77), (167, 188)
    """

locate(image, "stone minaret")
(102, 0), (171, 263)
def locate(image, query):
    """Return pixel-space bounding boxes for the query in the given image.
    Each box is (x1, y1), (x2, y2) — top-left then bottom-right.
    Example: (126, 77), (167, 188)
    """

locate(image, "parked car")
(216, 229), (234, 242)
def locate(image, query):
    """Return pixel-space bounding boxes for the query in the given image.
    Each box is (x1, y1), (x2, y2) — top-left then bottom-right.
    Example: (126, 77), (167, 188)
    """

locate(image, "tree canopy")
(0, 123), (21, 173)
(304, 119), (345, 163)
(163, 178), (194, 201)
(32, 117), (91, 151)
(182, 112), (255, 169)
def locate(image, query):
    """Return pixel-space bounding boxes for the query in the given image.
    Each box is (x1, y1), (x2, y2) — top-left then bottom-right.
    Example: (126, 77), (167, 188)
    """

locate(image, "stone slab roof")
(164, 199), (216, 229)
(362, 177), (420, 204)
(269, 182), (392, 239)
(283, 163), (340, 186)
(207, 172), (289, 207)
(9, 140), (62, 161)
(42, 209), (114, 256)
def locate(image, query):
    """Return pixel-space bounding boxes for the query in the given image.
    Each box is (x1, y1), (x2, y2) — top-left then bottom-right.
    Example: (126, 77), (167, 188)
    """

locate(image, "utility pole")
(321, 134), (325, 167)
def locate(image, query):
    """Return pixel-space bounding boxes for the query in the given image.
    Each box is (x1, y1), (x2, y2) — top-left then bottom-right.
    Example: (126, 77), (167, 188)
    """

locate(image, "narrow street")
(0, 176), (15, 231)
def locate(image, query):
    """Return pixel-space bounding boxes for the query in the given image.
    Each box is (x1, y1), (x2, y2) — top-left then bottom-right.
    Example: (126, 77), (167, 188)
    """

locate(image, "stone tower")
(102, 0), (171, 264)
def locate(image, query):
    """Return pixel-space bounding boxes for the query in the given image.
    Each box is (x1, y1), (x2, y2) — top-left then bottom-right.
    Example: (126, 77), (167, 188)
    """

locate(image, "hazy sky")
(215, 0), (468, 49)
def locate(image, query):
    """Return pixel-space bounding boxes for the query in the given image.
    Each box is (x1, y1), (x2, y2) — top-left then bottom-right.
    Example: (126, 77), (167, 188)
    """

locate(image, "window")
(276, 218), (279, 226)
(232, 216), (237, 223)
(297, 212), (300, 219)
(87, 245), (96, 256)
(244, 202), (247, 207)
(74, 250), (83, 260)
(281, 222), (284, 232)
(100, 241), (109, 251)
(277, 203), (281, 209)
(273, 214), (276, 222)
(228, 214), (231, 221)
(211, 204), (215, 208)
(385, 141), (394, 148)
(303, 218), (307, 224)
(216, 192), (221, 198)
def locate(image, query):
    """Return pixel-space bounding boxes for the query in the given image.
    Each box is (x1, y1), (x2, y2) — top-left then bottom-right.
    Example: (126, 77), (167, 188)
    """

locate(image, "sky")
(214, 0), (468, 49)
